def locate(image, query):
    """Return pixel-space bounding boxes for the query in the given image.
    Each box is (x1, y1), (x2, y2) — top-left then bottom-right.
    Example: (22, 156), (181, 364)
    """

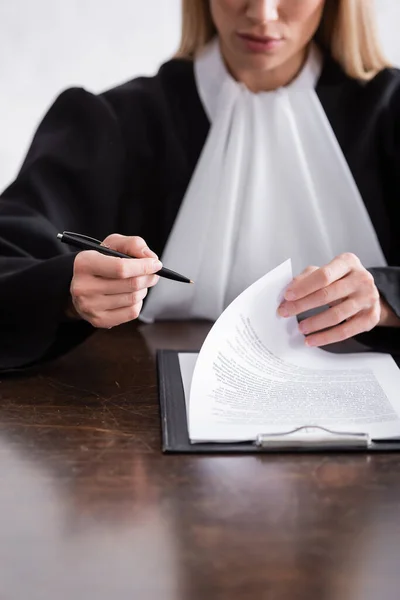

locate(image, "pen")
(57, 231), (193, 284)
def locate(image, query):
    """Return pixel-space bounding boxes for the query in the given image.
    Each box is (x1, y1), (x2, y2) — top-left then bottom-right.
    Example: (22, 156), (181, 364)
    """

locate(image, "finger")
(294, 266), (319, 280)
(282, 266), (318, 296)
(74, 251), (162, 279)
(284, 253), (361, 301)
(72, 274), (159, 297)
(278, 267), (318, 315)
(90, 301), (144, 329)
(103, 273), (160, 293)
(298, 297), (362, 336)
(279, 274), (358, 318)
(79, 288), (148, 315)
(103, 234), (158, 259)
(304, 306), (380, 347)
(285, 266), (318, 292)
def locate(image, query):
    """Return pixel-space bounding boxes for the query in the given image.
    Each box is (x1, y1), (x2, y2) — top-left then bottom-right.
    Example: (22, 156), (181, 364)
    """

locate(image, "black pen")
(57, 231), (193, 284)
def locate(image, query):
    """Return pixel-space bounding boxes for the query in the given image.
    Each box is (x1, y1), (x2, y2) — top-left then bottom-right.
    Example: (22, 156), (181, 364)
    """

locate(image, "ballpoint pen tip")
(57, 233), (63, 240)
(190, 280), (194, 284)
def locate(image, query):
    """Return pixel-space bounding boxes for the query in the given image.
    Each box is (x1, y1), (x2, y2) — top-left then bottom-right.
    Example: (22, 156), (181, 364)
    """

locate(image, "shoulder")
(354, 68), (400, 143)
(368, 66), (400, 98)
(103, 57), (197, 101)
(100, 58), (201, 130)
(356, 66), (400, 117)
(371, 67), (400, 125)
(25, 58), (206, 176)
(318, 54), (400, 112)
(98, 58), (208, 164)
(316, 55), (400, 147)
(38, 57), (199, 144)
(24, 86), (125, 172)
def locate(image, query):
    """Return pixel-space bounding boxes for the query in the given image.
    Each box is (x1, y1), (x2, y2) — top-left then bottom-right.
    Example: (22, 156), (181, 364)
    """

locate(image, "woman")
(1, 0), (400, 371)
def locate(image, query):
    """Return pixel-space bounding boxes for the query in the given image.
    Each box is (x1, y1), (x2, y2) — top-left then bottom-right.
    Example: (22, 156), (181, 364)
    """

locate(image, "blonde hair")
(176, 0), (390, 80)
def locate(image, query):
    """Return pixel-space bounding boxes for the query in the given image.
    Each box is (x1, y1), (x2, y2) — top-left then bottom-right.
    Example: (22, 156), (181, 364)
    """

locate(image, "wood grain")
(1, 321), (400, 600)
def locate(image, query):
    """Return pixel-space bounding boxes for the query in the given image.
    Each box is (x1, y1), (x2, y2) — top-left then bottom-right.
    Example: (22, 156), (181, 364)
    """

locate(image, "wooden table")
(1, 321), (400, 600)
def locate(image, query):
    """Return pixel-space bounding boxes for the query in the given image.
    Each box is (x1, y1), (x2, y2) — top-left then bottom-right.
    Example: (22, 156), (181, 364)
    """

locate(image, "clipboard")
(157, 350), (400, 454)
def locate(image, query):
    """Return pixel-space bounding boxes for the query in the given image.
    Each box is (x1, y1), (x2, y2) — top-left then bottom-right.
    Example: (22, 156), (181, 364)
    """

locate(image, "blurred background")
(0, 0), (399, 192)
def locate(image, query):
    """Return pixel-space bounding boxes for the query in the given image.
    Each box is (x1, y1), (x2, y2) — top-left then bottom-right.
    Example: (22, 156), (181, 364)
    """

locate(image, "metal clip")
(255, 425), (370, 449)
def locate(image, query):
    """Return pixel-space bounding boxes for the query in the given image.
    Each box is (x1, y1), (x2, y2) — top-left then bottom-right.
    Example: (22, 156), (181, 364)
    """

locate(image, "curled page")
(187, 260), (400, 443)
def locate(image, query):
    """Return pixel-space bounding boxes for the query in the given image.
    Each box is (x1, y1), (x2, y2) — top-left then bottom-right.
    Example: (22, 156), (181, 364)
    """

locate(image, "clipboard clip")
(254, 425), (370, 449)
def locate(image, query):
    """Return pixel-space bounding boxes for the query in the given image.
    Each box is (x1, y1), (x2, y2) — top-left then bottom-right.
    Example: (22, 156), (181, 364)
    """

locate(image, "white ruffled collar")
(195, 37), (323, 122)
(140, 38), (385, 323)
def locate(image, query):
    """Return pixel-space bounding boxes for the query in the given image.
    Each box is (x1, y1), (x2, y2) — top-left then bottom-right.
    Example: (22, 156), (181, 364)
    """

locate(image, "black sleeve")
(355, 267), (400, 354)
(356, 76), (400, 355)
(0, 87), (125, 371)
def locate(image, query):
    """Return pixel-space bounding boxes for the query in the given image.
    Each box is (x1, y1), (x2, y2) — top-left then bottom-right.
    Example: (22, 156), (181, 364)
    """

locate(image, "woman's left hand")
(278, 252), (400, 347)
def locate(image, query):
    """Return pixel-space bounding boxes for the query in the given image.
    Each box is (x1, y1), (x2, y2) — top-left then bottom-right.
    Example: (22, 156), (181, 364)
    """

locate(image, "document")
(178, 260), (400, 444)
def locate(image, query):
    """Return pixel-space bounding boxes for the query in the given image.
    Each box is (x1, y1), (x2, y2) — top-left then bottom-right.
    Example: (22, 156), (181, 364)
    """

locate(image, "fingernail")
(153, 259), (162, 270)
(305, 338), (315, 347)
(278, 305), (289, 318)
(143, 247), (158, 258)
(285, 290), (296, 301)
(299, 322), (308, 334)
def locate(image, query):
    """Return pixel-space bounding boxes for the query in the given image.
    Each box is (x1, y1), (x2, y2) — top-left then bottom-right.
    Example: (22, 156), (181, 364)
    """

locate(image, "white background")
(0, 0), (399, 192)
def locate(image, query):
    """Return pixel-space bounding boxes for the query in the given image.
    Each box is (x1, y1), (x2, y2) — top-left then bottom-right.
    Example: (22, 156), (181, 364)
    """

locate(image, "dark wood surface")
(1, 321), (400, 600)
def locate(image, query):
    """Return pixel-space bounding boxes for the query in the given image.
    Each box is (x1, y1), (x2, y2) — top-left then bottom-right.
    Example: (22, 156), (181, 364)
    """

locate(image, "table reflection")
(0, 323), (399, 599)
(0, 437), (182, 600)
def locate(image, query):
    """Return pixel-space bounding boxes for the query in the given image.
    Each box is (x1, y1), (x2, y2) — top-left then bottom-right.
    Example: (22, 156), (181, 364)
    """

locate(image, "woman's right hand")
(70, 234), (162, 328)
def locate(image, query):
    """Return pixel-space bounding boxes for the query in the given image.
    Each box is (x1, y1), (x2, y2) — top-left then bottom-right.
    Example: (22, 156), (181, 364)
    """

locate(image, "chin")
(237, 52), (287, 73)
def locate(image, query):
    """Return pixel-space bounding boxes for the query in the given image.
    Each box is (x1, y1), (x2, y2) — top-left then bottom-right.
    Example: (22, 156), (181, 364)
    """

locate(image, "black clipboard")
(157, 350), (400, 454)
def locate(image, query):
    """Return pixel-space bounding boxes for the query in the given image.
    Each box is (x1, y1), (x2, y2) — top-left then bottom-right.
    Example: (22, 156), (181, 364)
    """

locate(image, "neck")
(220, 44), (310, 93)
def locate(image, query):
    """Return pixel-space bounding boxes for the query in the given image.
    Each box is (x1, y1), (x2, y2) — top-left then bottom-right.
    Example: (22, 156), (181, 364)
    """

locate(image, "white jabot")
(140, 39), (387, 323)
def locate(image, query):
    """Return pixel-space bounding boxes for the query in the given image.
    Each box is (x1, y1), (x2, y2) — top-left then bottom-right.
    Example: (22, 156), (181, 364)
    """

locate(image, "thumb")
(102, 234), (158, 259)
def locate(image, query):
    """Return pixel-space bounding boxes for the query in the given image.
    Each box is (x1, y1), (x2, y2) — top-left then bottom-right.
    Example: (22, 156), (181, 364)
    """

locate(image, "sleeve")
(355, 267), (400, 353)
(0, 87), (125, 372)
(355, 75), (400, 355)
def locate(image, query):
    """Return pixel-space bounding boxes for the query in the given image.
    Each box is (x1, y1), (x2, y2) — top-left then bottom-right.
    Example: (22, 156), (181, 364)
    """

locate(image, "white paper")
(180, 260), (400, 443)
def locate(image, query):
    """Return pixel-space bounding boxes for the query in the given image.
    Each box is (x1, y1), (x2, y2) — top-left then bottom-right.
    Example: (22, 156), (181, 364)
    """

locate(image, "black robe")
(1, 52), (400, 371)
